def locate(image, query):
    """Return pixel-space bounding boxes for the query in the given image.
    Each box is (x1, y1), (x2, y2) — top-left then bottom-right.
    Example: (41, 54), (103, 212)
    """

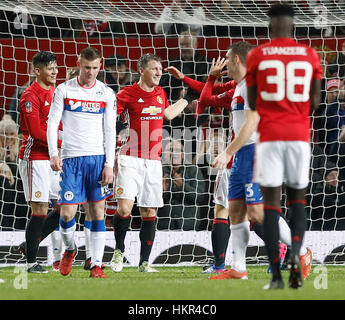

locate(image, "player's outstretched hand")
(209, 57), (227, 79)
(102, 166), (113, 186)
(50, 155), (62, 171)
(165, 66), (184, 80)
(211, 151), (232, 170)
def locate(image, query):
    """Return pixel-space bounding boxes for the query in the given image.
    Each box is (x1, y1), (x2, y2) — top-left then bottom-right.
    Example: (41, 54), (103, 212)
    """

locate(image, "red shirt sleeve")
(198, 75), (234, 113)
(182, 76), (205, 94)
(183, 76), (236, 95)
(116, 89), (126, 115)
(21, 95), (47, 143)
(212, 80), (236, 95)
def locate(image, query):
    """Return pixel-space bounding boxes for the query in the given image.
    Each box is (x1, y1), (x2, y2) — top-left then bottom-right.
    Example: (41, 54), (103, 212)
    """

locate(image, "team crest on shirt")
(157, 96), (163, 104)
(116, 187), (123, 195)
(64, 191), (74, 201)
(25, 102), (32, 113)
(35, 191), (41, 198)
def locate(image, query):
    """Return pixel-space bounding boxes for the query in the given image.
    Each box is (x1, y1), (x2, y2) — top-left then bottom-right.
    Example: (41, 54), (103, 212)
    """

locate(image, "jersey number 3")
(258, 60), (313, 102)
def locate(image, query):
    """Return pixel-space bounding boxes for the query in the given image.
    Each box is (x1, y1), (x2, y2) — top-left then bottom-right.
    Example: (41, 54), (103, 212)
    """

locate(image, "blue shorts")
(228, 144), (262, 205)
(58, 155), (112, 205)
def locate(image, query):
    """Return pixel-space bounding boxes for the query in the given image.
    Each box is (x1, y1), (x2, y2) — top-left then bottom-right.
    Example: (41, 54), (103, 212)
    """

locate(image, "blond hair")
(0, 118), (19, 162)
(0, 162), (14, 185)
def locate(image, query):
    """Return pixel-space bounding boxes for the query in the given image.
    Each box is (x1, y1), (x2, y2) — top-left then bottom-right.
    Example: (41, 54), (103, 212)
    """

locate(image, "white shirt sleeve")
(47, 84), (65, 158)
(103, 88), (117, 168)
(242, 80), (250, 111)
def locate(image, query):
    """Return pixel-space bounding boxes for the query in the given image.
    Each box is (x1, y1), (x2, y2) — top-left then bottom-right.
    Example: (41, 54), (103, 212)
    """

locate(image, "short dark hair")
(78, 47), (101, 62)
(104, 55), (127, 68)
(32, 51), (57, 69)
(268, 4), (295, 18)
(229, 41), (254, 65)
(137, 53), (161, 71)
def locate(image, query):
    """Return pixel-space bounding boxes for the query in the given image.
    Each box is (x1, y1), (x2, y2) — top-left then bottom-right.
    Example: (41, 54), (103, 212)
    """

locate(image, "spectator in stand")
(328, 40), (345, 79)
(0, 117), (19, 176)
(307, 143), (345, 230)
(326, 79), (341, 104)
(0, 162), (16, 230)
(154, 0), (206, 36)
(0, 119), (29, 231)
(332, 81), (345, 182)
(104, 55), (139, 93)
(9, 65), (35, 128)
(313, 79), (341, 146)
(157, 139), (208, 231)
(161, 31), (209, 103)
(324, 79), (345, 159)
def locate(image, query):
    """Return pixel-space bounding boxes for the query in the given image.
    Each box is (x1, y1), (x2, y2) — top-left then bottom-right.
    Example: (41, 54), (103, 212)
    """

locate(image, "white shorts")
(18, 159), (60, 203)
(254, 141), (311, 189)
(114, 155), (164, 208)
(213, 169), (229, 209)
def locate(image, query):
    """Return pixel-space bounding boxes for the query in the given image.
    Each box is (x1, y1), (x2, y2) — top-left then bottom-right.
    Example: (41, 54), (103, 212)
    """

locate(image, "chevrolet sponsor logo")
(142, 106), (162, 116)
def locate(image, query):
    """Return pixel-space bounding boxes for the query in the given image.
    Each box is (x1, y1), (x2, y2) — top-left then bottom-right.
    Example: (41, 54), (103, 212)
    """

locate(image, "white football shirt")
(47, 77), (117, 167)
(230, 78), (257, 147)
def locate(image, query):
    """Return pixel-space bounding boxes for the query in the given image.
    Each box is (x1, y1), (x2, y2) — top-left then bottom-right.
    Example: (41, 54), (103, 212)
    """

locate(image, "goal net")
(0, 0), (345, 267)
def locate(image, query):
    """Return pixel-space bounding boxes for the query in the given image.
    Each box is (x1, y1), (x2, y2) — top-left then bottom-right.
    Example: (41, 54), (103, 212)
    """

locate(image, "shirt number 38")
(258, 60), (313, 103)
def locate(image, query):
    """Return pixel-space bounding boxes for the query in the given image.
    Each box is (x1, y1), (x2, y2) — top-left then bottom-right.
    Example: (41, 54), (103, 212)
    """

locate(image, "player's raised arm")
(199, 57), (233, 110)
(165, 65), (235, 96)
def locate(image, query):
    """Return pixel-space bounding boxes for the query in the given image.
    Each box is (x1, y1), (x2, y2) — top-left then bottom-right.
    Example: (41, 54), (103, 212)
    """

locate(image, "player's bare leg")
(138, 207), (158, 272)
(111, 198), (133, 272)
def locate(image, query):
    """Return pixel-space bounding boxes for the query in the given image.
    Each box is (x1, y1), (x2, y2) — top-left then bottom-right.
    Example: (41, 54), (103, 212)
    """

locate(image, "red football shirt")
(117, 82), (170, 160)
(246, 37), (323, 143)
(19, 81), (55, 161)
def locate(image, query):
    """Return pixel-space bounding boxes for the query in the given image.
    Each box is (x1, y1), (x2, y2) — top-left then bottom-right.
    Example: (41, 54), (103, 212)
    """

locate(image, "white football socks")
(51, 229), (63, 262)
(230, 220), (250, 272)
(90, 219), (106, 268)
(59, 217), (76, 251)
(84, 220), (92, 260)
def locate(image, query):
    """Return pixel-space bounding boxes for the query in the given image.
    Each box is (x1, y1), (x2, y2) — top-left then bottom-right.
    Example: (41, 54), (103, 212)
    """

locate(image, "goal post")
(0, 0), (345, 267)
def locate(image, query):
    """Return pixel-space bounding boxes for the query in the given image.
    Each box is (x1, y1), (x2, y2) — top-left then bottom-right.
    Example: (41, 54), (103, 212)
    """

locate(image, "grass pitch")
(0, 265), (344, 300)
